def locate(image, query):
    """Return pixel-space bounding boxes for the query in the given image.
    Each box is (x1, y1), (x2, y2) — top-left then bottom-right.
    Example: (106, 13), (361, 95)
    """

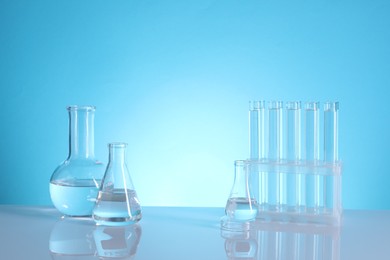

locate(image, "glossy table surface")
(0, 205), (389, 259)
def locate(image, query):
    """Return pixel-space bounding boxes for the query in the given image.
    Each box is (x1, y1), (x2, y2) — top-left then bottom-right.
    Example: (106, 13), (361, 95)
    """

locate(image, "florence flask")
(49, 105), (105, 217)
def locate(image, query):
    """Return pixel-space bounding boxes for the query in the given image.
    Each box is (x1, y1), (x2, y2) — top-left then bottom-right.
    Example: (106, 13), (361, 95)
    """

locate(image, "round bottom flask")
(93, 143), (142, 226)
(50, 106), (105, 217)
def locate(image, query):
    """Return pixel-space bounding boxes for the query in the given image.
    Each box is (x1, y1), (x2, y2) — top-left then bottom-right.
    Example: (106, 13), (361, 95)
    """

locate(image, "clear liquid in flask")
(225, 197), (258, 221)
(93, 189), (142, 226)
(50, 179), (100, 217)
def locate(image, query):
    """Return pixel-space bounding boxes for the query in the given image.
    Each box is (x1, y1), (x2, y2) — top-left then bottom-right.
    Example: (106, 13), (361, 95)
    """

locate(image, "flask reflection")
(49, 217), (141, 259)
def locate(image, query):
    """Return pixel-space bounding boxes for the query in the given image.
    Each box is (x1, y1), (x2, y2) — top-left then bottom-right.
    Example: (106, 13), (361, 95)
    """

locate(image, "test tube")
(268, 101), (283, 160)
(324, 102), (339, 163)
(249, 101), (265, 207)
(267, 101), (283, 211)
(304, 102), (320, 210)
(285, 102), (301, 212)
(286, 101), (302, 161)
(323, 102), (339, 211)
(249, 101), (265, 160)
(304, 102), (320, 162)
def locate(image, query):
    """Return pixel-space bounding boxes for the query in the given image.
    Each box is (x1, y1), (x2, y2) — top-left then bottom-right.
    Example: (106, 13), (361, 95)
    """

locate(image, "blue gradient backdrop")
(0, 0), (389, 209)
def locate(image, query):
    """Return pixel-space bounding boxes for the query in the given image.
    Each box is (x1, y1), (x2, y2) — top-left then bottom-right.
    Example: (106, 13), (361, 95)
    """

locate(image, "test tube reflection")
(222, 221), (340, 260)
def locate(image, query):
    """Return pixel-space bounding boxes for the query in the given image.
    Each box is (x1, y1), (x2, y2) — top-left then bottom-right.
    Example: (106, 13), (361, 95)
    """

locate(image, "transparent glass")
(249, 100), (265, 160)
(249, 101), (265, 205)
(225, 160), (258, 221)
(93, 142), (142, 226)
(304, 102), (320, 210)
(267, 101), (283, 210)
(324, 102), (339, 163)
(94, 224), (142, 258)
(324, 102), (339, 210)
(285, 102), (301, 211)
(304, 102), (320, 162)
(268, 101), (283, 160)
(50, 105), (105, 217)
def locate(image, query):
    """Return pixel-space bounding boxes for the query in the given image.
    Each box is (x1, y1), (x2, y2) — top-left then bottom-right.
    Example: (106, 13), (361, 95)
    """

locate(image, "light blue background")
(1, 0), (389, 209)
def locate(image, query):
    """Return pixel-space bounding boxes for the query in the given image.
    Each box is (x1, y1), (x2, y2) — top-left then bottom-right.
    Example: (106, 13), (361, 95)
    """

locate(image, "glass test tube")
(249, 101), (265, 160)
(267, 101), (283, 210)
(286, 102), (302, 161)
(304, 102), (320, 210)
(324, 102), (339, 211)
(268, 101), (283, 160)
(304, 102), (320, 162)
(285, 102), (301, 212)
(249, 101), (265, 207)
(324, 102), (339, 163)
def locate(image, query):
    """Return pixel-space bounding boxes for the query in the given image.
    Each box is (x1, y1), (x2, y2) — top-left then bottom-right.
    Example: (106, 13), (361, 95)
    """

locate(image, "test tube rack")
(248, 101), (341, 225)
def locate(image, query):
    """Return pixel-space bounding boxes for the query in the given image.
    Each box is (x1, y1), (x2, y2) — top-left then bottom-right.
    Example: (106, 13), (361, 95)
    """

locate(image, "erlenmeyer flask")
(225, 160), (258, 221)
(50, 105), (105, 217)
(93, 142), (142, 226)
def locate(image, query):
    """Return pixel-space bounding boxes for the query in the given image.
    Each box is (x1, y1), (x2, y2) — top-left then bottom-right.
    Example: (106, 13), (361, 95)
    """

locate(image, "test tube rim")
(268, 100), (283, 109)
(66, 105), (96, 111)
(304, 101), (320, 111)
(286, 101), (302, 110)
(108, 142), (128, 148)
(324, 101), (339, 111)
(249, 100), (265, 110)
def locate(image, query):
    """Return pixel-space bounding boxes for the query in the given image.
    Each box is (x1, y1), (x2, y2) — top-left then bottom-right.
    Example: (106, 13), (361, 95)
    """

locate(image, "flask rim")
(108, 142), (128, 148)
(67, 105), (96, 111)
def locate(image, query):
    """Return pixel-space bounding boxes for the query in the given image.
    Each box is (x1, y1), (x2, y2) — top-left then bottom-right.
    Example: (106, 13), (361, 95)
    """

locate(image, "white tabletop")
(0, 205), (389, 259)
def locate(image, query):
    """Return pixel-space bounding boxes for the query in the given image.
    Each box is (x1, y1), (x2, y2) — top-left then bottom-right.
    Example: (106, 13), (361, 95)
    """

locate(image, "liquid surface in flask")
(50, 179), (100, 216)
(225, 197), (258, 220)
(93, 189), (141, 225)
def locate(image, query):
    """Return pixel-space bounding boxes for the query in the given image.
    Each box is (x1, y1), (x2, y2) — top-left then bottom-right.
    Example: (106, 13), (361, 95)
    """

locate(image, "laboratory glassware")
(93, 142), (142, 226)
(225, 160), (258, 221)
(247, 101), (342, 225)
(94, 224), (142, 258)
(50, 105), (105, 217)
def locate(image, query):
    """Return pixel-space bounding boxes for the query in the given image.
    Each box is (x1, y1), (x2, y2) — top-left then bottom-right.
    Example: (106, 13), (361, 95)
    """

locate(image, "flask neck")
(230, 161), (252, 199)
(108, 143), (127, 166)
(68, 106), (96, 159)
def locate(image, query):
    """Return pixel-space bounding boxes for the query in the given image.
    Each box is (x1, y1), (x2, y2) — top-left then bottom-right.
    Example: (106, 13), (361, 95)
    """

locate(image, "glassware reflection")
(221, 219), (340, 260)
(49, 218), (96, 260)
(49, 217), (142, 259)
(94, 224), (142, 259)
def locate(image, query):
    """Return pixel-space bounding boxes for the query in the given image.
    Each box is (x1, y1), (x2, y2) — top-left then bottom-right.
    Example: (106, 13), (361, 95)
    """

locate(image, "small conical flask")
(225, 160), (258, 221)
(93, 142), (142, 226)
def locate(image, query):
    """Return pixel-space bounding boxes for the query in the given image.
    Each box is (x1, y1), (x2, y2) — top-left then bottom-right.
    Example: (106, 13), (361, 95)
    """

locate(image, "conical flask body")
(225, 160), (258, 221)
(93, 143), (142, 226)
